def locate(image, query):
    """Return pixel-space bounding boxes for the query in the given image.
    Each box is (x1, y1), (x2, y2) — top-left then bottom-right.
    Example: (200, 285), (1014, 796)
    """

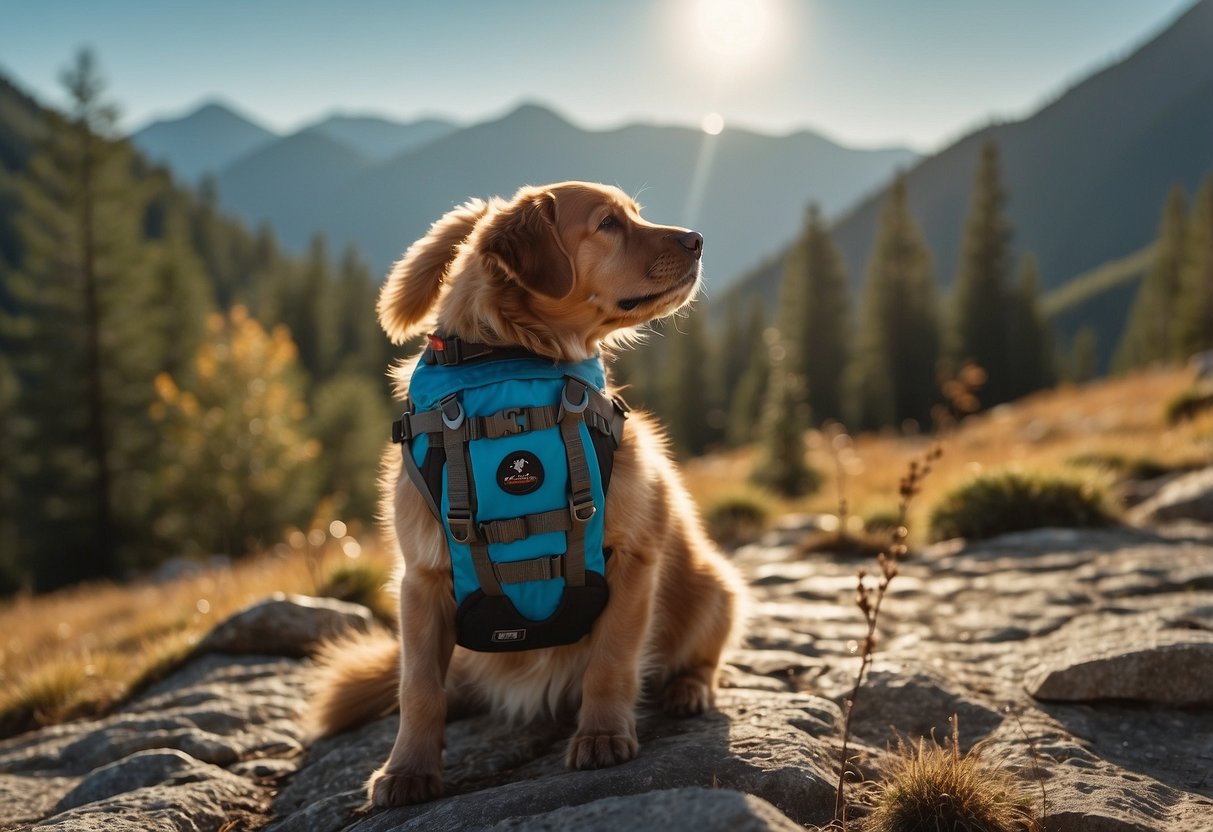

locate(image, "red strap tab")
(429, 333), (445, 351)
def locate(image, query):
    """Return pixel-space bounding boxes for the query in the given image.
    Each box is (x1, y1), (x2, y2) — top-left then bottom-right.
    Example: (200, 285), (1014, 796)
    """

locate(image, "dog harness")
(392, 334), (628, 652)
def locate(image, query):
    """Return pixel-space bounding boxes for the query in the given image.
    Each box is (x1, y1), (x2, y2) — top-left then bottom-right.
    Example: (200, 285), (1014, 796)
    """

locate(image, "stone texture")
(1027, 637), (1213, 706)
(194, 592), (373, 658)
(5, 519), (1213, 832)
(479, 787), (805, 832)
(1129, 466), (1213, 525)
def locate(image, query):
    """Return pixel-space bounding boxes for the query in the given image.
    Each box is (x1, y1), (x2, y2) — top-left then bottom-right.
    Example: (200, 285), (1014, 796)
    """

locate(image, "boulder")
(1129, 466), (1213, 526)
(1026, 637), (1213, 706)
(195, 592), (373, 658)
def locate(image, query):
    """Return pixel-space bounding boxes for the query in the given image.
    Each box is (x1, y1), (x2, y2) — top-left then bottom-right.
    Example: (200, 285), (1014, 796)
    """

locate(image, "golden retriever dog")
(309, 181), (745, 808)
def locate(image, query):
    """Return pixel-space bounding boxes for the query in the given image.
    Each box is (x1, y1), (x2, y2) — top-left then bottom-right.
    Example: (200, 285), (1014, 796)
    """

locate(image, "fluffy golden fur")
(309, 181), (746, 808)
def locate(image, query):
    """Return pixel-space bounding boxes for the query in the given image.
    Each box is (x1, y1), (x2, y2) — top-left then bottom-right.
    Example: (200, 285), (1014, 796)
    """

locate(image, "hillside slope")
(729, 0), (1213, 315)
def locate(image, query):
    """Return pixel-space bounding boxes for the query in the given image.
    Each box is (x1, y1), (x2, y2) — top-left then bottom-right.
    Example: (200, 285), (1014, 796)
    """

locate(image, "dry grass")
(0, 531), (393, 737)
(865, 722), (1038, 832)
(686, 367), (1213, 543)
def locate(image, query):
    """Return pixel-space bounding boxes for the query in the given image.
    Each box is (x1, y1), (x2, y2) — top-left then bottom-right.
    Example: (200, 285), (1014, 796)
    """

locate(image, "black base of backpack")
(455, 571), (609, 652)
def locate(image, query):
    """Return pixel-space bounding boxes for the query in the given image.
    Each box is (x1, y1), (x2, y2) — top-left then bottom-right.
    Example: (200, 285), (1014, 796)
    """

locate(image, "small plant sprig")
(833, 443), (943, 828)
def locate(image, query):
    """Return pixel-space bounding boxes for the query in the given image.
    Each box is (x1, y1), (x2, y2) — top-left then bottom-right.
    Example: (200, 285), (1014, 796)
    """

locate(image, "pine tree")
(1115, 185), (1188, 370)
(334, 245), (391, 377)
(7, 51), (160, 587)
(661, 312), (712, 455)
(1177, 174), (1213, 357)
(950, 140), (1013, 404)
(750, 336), (819, 497)
(726, 300), (770, 446)
(778, 204), (851, 423)
(1005, 253), (1057, 398)
(847, 175), (941, 431)
(151, 306), (320, 556)
(293, 234), (339, 383)
(312, 374), (393, 524)
(1070, 326), (1098, 383)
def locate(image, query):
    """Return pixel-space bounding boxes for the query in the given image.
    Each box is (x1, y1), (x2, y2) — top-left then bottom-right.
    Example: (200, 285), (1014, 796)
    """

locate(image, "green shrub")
(704, 491), (771, 548)
(929, 470), (1115, 542)
(1164, 385), (1213, 425)
(1065, 451), (1175, 481)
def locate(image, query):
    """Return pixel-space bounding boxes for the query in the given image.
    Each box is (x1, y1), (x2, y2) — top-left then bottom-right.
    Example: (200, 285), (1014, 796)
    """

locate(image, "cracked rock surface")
(4, 502), (1213, 831)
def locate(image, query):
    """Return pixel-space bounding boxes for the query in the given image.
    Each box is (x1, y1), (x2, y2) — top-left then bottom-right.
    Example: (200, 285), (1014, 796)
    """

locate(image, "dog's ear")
(377, 199), (489, 344)
(478, 190), (575, 299)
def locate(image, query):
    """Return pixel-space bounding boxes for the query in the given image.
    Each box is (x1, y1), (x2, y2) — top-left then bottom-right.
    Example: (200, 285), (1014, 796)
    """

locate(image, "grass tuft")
(929, 469), (1115, 542)
(1164, 384), (1213, 426)
(317, 562), (396, 622)
(866, 722), (1038, 832)
(703, 489), (772, 548)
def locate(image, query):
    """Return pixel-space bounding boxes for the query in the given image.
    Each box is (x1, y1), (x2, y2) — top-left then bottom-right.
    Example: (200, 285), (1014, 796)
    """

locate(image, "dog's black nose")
(677, 231), (704, 257)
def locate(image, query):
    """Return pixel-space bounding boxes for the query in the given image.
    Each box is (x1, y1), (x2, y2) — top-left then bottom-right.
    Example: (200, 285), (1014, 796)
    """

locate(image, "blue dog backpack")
(391, 334), (629, 652)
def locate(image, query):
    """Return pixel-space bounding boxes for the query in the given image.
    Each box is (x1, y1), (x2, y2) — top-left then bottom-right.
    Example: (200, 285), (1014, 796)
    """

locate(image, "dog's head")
(377, 182), (703, 360)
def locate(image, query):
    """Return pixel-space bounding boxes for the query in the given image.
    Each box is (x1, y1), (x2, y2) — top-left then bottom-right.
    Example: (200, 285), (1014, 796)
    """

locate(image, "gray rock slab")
(1130, 466), (1213, 526)
(195, 592), (373, 658)
(478, 787), (805, 832)
(1027, 637), (1213, 706)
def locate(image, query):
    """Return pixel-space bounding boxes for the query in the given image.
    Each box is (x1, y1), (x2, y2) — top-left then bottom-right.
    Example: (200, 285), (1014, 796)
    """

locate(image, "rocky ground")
(4, 468), (1213, 831)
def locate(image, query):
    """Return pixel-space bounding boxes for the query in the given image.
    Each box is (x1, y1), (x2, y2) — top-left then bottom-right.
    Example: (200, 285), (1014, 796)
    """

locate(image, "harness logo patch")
(496, 451), (544, 495)
(491, 628), (527, 643)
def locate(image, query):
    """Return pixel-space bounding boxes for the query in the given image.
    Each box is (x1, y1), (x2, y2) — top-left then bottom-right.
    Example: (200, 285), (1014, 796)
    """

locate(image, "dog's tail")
(377, 198), (490, 344)
(306, 627), (400, 739)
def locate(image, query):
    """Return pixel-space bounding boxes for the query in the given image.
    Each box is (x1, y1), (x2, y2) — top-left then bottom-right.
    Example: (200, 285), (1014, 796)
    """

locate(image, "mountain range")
(728, 0), (1213, 368)
(131, 103), (917, 286)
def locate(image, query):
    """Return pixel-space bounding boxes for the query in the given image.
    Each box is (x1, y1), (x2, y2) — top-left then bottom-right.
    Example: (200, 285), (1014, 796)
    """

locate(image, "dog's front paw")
(663, 674), (713, 717)
(566, 730), (639, 770)
(367, 764), (443, 807)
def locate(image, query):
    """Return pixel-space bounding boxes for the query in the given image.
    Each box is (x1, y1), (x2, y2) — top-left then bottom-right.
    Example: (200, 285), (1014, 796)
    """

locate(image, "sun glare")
(696, 0), (769, 65)
(701, 112), (725, 135)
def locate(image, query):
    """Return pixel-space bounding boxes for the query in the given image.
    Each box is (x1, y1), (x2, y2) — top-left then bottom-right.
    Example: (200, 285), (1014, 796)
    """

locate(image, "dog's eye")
(598, 215), (619, 232)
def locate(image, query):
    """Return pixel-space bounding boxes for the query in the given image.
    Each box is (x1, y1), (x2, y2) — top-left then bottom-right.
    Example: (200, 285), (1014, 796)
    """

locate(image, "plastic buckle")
(612, 394), (631, 415)
(391, 413), (410, 443)
(448, 509), (475, 543)
(486, 407), (524, 438)
(569, 491), (596, 524)
(440, 395), (465, 430)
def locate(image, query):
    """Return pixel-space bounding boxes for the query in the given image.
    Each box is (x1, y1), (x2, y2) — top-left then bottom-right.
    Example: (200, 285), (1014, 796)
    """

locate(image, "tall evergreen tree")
(778, 204), (851, 423)
(726, 300), (770, 446)
(334, 245), (390, 377)
(661, 312), (712, 455)
(846, 175), (941, 431)
(294, 234), (339, 384)
(1005, 253), (1057, 398)
(950, 140), (1013, 404)
(1070, 326), (1098, 383)
(7, 51), (160, 587)
(1177, 174), (1213, 357)
(1115, 185), (1188, 370)
(750, 336), (819, 497)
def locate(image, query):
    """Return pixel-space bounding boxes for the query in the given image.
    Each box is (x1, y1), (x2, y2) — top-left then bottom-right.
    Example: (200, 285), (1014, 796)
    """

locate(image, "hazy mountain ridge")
(131, 100), (918, 284)
(725, 0), (1213, 367)
(133, 101), (277, 183)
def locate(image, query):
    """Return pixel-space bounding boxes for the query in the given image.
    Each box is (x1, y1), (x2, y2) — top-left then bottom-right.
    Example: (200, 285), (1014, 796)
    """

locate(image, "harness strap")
(439, 395), (504, 597)
(395, 394), (623, 444)
(493, 554), (565, 584)
(479, 507), (571, 545)
(558, 377), (595, 589)
(422, 334), (543, 367)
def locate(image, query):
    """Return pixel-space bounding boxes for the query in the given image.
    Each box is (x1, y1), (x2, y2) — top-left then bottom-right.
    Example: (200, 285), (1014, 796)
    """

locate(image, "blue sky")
(0, 0), (1198, 151)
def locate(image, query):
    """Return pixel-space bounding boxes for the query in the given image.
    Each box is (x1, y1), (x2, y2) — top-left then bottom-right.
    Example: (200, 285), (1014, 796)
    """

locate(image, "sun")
(696, 0), (770, 66)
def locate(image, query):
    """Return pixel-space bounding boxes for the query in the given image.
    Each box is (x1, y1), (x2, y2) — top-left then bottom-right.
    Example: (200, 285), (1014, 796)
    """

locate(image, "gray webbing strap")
(493, 554), (564, 584)
(401, 397), (620, 444)
(559, 378), (595, 588)
(439, 395), (503, 597)
(479, 507), (572, 545)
